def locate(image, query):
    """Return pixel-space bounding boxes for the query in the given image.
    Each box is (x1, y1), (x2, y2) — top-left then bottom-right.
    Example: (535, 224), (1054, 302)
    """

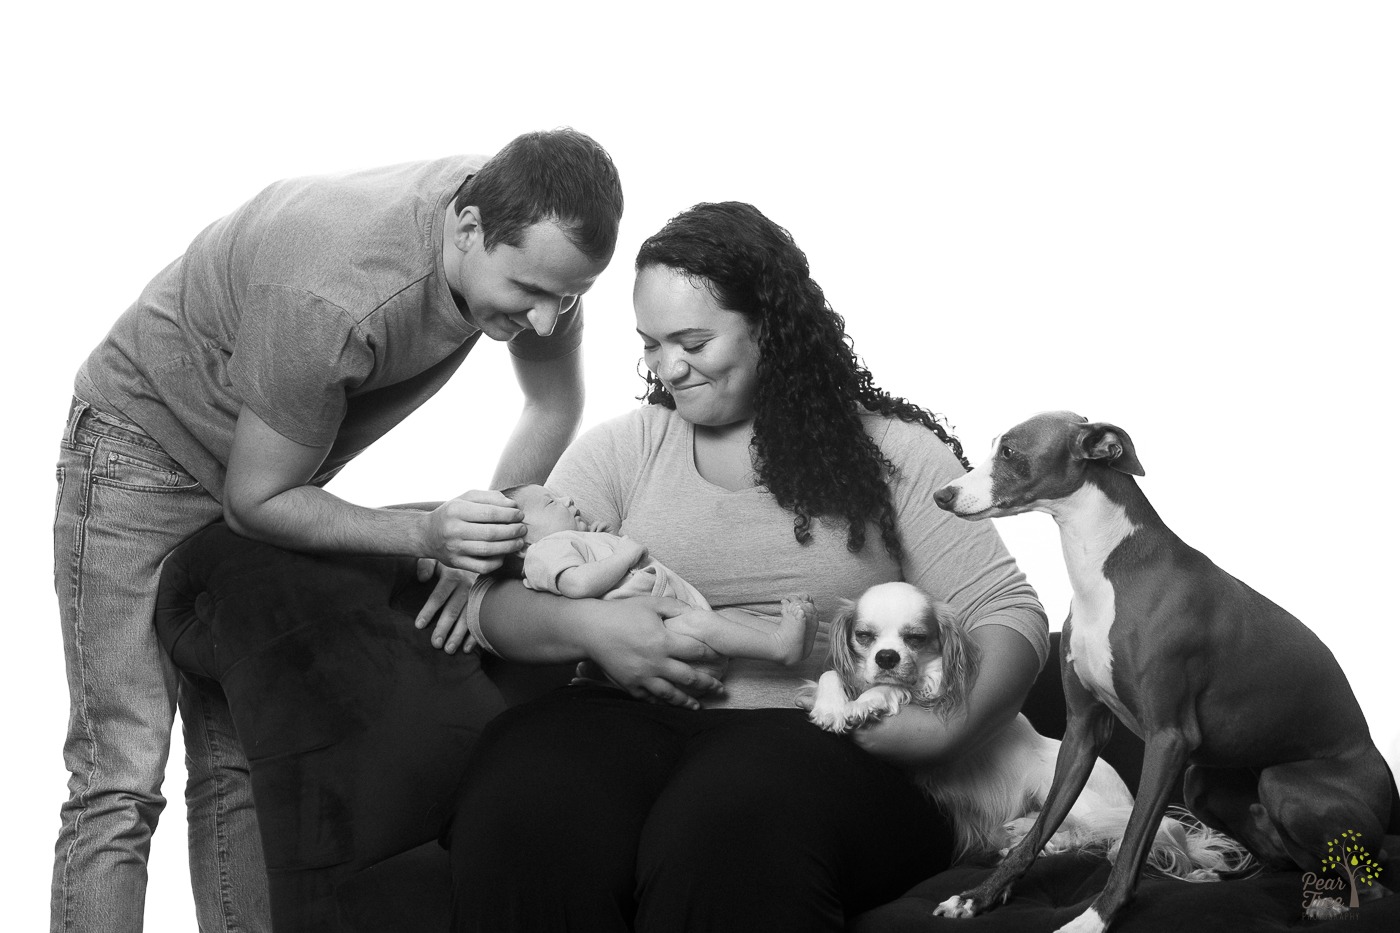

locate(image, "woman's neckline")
(685, 418), (759, 493)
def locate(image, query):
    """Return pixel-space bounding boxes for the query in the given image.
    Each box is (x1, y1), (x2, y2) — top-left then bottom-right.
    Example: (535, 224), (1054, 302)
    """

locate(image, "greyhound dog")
(930, 411), (1393, 932)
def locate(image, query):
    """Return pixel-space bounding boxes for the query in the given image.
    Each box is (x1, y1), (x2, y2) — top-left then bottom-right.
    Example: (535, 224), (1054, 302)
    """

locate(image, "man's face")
(446, 211), (609, 341)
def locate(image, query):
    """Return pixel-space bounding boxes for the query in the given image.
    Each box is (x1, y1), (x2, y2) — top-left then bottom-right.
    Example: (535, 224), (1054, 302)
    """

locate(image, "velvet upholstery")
(155, 523), (571, 931)
(156, 523), (1399, 931)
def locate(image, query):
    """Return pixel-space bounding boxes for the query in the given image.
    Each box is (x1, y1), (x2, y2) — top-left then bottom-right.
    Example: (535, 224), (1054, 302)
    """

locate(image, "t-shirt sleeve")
(881, 419), (1051, 669)
(227, 283), (373, 447)
(505, 299), (585, 361)
(544, 410), (644, 532)
(522, 534), (591, 595)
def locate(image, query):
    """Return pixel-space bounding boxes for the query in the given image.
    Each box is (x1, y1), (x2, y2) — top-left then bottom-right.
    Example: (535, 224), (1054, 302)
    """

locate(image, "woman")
(447, 201), (1050, 932)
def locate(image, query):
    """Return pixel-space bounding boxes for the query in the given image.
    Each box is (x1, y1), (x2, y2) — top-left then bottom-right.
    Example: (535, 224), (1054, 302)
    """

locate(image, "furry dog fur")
(808, 582), (1248, 875)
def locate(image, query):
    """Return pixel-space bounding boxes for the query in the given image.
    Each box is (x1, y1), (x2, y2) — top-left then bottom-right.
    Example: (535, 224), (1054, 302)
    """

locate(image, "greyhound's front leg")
(1055, 729), (1191, 933)
(936, 703), (1117, 919)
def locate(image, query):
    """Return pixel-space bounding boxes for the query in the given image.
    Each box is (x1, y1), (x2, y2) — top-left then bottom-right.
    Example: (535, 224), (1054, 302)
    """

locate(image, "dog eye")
(905, 635), (929, 648)
(853, 632), (875, 646)
(999, 445), (1015, 460)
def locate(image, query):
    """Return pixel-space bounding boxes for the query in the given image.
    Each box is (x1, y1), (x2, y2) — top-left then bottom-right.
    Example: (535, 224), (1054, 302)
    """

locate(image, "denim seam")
(204, 691), (236, 933)
(57, 442), (97, 933)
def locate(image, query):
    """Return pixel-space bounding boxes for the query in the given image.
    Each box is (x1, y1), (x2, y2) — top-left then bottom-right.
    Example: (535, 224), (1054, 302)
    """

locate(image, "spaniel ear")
(925, 601), (981, 717)
(826, 599), (861, 698)
(1072, 421), (1145, 476)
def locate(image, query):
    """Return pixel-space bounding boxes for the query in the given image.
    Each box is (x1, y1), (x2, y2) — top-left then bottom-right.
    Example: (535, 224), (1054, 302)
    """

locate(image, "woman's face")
(634, 265), (761, 429)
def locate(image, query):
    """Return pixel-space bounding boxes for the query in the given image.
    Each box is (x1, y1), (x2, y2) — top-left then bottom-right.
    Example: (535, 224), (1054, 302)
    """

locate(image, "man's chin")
(478, 318), (525, 341)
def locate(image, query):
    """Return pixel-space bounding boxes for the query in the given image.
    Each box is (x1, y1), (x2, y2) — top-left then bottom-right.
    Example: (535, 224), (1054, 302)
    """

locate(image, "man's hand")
(424, 490), (527, 573)
(414, 560), (478, 653)
(582, 597), (724, 710)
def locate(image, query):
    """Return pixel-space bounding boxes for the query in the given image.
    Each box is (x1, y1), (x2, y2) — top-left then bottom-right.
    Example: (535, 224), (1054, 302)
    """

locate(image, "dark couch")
(156, 523), (1399, 932)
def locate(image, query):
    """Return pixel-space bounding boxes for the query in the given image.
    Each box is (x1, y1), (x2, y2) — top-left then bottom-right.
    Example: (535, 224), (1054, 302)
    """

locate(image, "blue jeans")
(52, 397), (270, 933)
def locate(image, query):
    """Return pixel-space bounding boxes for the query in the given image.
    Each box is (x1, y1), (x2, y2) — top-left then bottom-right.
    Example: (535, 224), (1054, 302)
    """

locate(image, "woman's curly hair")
(635, 201), (970, 562)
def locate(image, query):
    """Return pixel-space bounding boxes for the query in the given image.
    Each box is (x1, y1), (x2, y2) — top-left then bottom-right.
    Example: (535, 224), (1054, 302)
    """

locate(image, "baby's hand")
(586, 520), (611, 533)
(617, 536), (648, 567)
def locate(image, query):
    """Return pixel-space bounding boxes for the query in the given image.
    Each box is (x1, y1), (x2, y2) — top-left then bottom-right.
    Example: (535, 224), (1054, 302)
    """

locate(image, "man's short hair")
(454, 128), (623, 263)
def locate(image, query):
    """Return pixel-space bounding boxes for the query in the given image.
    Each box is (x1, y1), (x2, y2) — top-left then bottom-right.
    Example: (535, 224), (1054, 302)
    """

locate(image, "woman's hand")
(414, 559), (478, 653)
(581, 597), (724, 710)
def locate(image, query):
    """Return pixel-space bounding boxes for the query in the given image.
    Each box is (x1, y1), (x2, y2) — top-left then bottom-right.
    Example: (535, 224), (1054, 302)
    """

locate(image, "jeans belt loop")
(65, 396), (92, 444)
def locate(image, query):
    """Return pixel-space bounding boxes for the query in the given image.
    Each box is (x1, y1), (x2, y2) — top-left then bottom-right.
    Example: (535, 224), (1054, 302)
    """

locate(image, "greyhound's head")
(932, 411), (1144, 519)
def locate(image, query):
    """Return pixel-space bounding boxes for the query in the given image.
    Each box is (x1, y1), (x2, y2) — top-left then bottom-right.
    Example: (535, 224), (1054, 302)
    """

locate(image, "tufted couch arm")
(156, 522), (572, 932)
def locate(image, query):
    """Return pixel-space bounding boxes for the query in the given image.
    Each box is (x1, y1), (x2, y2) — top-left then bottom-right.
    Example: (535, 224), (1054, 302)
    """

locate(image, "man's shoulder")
(225, 156), (486, 313)
(267, 155), (486, 203)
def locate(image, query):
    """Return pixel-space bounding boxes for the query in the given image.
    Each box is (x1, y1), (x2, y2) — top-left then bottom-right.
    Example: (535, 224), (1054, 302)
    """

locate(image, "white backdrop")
(5, 3), (1396, 929)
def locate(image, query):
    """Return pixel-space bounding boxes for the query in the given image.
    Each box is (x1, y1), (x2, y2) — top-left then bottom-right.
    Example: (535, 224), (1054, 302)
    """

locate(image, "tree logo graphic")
(1308, 829), (1385, 913)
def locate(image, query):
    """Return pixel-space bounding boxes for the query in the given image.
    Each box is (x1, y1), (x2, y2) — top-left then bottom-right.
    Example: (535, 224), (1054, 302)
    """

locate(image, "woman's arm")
(478, 578), (725, 709)
(851, 623), (1040, 766)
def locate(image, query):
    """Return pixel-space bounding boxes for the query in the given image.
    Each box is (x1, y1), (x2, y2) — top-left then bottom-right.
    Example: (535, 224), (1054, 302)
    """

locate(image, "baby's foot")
(777, 594), (819, 664)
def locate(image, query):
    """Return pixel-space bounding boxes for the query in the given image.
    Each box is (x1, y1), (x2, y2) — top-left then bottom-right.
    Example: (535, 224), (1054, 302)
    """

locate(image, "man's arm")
(223, 406), (525, 571)
(489, 347), (585, 488)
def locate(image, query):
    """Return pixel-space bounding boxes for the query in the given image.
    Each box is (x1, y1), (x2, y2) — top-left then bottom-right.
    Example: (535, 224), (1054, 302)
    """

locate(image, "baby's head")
(503, 484), (586, 544)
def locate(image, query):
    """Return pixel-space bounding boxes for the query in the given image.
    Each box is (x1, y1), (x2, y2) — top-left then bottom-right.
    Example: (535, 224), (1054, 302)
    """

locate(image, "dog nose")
(875, 649), (900, 670)
(933, 485), (957, 509)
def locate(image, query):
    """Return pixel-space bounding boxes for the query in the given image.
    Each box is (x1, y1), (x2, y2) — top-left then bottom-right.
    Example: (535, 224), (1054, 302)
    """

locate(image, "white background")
(5, 2), (1396, 929)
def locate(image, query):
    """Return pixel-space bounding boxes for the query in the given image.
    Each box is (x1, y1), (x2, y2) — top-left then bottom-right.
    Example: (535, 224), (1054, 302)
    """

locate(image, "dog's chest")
(1066, 568), (1140, 734)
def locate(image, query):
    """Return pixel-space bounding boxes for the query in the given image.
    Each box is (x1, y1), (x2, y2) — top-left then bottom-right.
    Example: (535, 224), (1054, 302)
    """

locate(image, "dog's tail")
(1062, 806), (1258, 881)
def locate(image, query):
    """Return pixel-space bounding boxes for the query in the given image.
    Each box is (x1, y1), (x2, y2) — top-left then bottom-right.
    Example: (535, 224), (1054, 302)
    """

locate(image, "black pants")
(447, 685), (955, 933)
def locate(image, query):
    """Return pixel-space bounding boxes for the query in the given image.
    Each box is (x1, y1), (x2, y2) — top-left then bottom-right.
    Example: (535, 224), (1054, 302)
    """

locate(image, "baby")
(504, 484), (817, 669)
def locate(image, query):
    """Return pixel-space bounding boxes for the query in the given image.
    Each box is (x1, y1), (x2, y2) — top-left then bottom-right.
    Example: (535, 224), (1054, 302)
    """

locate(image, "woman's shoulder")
(570, 405), (687, 460)
(859, 411), (970, 485)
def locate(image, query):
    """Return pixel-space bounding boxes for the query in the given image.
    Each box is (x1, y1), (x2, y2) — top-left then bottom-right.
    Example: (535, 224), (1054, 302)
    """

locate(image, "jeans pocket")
(95, 442), (202, 492)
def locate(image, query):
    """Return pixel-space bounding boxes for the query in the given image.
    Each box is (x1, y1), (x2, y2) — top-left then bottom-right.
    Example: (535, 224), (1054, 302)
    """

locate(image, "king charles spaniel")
(808, 582), (1249, 876)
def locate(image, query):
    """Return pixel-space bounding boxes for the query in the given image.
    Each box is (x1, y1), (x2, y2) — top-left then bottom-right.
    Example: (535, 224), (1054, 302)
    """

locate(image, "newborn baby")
(506, 483), (817, 670)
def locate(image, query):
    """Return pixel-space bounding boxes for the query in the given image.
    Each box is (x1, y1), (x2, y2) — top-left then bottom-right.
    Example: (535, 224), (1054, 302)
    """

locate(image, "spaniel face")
(828, 582), (974, 711)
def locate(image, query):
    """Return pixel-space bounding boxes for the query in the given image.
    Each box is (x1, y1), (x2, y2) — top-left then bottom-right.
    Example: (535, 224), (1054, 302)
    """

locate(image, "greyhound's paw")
(1053, 906), (1108, 933)
(933, 895), (980, 919)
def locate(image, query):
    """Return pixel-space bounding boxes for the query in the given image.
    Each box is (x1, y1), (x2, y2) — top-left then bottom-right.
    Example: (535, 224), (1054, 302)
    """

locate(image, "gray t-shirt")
(76, 155), (583, 500)
(479, 405), (1050, 709)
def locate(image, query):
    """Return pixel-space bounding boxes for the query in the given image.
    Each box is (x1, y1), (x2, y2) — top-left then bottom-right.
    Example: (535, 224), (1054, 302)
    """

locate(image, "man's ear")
(450, 204), (484, 252)
(1072, 422), (1146, 476)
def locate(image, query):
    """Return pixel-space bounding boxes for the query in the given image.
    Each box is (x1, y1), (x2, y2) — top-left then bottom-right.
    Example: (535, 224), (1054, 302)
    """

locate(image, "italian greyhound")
(930, 411), (1393, 932)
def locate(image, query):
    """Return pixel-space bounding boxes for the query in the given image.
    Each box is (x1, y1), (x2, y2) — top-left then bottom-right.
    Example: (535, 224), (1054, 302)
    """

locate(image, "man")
(52, 128), (622, 932)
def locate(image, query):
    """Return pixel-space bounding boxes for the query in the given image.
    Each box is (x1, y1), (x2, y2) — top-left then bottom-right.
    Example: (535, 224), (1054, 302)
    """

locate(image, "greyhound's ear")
(1072, 422), (1146, 476)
